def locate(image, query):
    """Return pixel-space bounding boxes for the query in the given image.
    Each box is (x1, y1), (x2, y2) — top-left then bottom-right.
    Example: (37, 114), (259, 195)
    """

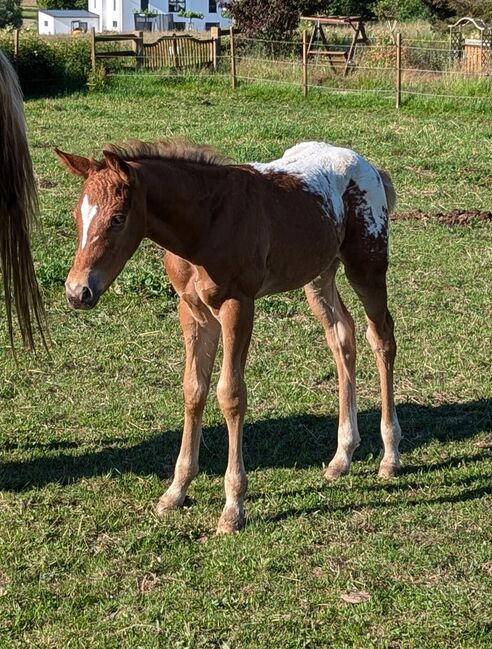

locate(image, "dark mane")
(103, 138), (230, 166)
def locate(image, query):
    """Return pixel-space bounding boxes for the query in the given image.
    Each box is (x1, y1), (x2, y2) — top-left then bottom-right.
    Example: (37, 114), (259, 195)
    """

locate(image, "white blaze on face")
(80, 194), (98, 250)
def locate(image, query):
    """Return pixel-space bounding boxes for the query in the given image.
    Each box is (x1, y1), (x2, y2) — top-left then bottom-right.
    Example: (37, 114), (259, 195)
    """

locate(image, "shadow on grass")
(1, 398), (490, 492)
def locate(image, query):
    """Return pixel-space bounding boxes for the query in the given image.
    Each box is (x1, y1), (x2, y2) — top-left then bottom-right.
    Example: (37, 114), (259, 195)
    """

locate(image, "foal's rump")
(251, 141), (392, 240)
(250, 141), (394, 290)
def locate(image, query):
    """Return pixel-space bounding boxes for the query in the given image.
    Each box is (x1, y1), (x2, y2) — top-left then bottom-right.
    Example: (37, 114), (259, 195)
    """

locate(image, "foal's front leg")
(216, 297), (254, 534)
(156, 299), (220, 514)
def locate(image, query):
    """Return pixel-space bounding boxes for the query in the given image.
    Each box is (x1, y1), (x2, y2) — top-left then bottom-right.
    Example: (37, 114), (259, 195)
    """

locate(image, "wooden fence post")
(172, 34), (179, 68)
(396, 32), (401, 109)
(230, 26), (237, 89)
(134, 31), (144, 69)
(90, 27), (96, 73)
(210, 26), (220, 70)
(302, 29), (308, 97)
(13, 29), (19, 69)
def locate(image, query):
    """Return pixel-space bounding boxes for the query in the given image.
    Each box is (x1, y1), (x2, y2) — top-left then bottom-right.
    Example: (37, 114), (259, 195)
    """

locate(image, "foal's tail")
(377, 167), (396, 215)
(0, 51), (47, 349)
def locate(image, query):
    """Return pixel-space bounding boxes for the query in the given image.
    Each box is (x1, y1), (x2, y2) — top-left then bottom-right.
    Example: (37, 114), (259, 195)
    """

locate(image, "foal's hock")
(57, 140), (402, 534)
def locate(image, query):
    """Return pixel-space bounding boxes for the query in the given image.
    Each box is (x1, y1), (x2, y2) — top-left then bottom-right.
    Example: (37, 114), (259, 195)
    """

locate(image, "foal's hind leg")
(345, 269), (402, 478)
(305, 266), (360, 480)
(156, 299), (220, 514)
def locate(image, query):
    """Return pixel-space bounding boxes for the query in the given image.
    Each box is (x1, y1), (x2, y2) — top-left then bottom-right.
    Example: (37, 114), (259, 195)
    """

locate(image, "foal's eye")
(110, 213), (126, 228)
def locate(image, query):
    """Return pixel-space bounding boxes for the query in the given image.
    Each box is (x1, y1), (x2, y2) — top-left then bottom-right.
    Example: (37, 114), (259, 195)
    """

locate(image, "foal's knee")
(216, 374), (246, 418)
(183, 377), (209, 411)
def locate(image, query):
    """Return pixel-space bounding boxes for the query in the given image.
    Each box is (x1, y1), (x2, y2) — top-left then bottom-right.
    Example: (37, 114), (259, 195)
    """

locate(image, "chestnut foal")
(56, 140), (402, 534)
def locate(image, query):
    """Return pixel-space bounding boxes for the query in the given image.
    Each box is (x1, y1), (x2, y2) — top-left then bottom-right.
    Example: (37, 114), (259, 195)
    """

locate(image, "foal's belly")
(255, 218), (339, 298)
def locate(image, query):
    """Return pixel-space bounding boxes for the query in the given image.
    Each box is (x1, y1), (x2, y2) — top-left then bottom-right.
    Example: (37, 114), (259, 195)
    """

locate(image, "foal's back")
(247, 141), (391, 297)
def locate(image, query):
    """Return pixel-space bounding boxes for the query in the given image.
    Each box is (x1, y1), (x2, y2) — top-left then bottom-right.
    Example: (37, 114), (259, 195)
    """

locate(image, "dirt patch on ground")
(391, 209), (492, 226)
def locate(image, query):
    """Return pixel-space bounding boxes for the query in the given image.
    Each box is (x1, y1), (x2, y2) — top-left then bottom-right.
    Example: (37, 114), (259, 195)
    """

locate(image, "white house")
(38, 10), (99, 36)
(89, 0), (231, 33)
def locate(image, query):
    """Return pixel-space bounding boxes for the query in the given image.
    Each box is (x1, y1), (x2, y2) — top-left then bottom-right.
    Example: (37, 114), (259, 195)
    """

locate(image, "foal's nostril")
(81, 285), (93, 304)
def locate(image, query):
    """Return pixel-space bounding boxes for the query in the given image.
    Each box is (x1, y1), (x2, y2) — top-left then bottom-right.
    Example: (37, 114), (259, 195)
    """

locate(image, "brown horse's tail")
(0, 51), (47, 349)
(377, 167), (396, 215)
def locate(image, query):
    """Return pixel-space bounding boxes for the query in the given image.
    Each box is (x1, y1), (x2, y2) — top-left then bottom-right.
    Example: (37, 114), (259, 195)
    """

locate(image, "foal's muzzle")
(65, 280), (100, 310)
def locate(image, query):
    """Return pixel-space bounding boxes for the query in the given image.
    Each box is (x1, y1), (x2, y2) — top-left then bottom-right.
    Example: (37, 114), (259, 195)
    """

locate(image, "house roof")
(39, 10), (99, 18)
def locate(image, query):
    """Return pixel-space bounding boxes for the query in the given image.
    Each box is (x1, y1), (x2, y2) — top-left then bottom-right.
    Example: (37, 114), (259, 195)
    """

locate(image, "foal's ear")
(102, 150), (132, 182)
(54, 148), (92, 178)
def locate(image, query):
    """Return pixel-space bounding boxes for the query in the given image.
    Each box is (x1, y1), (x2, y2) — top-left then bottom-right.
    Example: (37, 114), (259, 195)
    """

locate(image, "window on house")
(173, 21), (185, 30)
(94, 0), (96, 8)
(209, 0), (217, 12)
(113, 0), (116, 10)
(112, 20), (118, 28)
(169, 1), (185, 12)
(44, 20), (48, 26)
(140, 0), (148, 10)
(205, 22), (219, 31)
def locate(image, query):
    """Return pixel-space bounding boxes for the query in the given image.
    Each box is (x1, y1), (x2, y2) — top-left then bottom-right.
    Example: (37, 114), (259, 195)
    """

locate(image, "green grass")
(0, 77), (491, 647)
(21, 9), (38, 20)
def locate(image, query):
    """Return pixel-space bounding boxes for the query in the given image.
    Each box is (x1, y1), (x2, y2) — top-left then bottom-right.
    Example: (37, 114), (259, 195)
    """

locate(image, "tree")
(372, 0), (431, 22)
(38, 0), (87, 10)
(225, 1), (326, 41)
(0, 0), (22, 29)
(446, 0), (492, 22)
(224, 1), (380, 41)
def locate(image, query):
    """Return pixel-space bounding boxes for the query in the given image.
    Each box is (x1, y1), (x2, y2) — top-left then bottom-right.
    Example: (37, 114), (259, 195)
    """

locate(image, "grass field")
(0, 77), (491, 647)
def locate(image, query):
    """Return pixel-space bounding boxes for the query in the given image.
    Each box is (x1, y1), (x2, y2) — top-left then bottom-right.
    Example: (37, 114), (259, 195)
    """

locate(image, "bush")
(372, 0), (431, 21)
(446, 0), (492, 23)
(38, 0), (86, 9)
(226, 0), (321, 41)
(0, 30), (92, 91)
(0, 0), (22, 29)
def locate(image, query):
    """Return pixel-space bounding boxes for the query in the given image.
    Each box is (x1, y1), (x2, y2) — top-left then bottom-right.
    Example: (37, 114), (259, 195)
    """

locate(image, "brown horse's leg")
(156, 299), (220, 514)
(215, 297), (254, 534)
(305, 267), (360, 480)
(345, 271), (401, 478)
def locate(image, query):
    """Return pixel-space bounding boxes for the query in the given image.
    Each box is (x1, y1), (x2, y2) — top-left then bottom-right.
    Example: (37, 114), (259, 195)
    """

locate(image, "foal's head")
(56, 149), (145, 309)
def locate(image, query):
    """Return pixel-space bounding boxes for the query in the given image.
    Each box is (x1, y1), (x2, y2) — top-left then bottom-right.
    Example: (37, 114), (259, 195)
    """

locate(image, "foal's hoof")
(155, 494), (183, 516)
(324, 463), (350, 481)
(216, 507), (245, 535)
(378, 462), (400, 479)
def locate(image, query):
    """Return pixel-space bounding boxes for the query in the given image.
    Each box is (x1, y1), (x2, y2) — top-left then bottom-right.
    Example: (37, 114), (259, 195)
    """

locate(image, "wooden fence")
(143, 33), (217, 69)
(90, 28), (220, 72)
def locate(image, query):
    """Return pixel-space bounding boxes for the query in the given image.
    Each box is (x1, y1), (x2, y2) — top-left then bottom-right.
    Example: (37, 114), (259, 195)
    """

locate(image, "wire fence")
(11, 26), (483, 107)
(216, 32), (492, 106)
(120, 29), (490, 107)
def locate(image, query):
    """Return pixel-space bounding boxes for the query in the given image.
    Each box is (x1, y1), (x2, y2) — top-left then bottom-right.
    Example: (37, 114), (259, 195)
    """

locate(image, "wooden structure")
(90, 28), (219, 72)
(91, 30), (145, 70)
(449, 17), (492, 74)
(301, 15), (369, 76)
(144, 33), (217, 69)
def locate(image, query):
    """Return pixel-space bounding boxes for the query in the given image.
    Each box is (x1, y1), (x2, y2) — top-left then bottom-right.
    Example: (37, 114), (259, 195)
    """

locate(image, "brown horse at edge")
(56, 139), (402, 534)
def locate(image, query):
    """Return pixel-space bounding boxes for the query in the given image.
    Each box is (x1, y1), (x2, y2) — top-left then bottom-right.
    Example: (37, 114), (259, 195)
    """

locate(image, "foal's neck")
(139, 158), (229, 259)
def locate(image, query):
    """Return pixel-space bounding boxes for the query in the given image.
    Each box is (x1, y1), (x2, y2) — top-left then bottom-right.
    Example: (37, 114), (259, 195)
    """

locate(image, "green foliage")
(38, 0), (86, 10)
(446, 0), (492, 22)
(225, 0), (316, 40)
(133, 7), (158, 17)
(0, 0), (22, 29)
(319, 0), (374, 15)
(0, 31), (92, 91)
(372, 0), (431, 21)
(177, 9), (205, 20)
(87, 64), (108, 93)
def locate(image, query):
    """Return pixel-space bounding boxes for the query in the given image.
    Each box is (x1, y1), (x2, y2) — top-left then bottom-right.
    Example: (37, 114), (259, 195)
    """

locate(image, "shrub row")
(0, 30), (128, 93)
